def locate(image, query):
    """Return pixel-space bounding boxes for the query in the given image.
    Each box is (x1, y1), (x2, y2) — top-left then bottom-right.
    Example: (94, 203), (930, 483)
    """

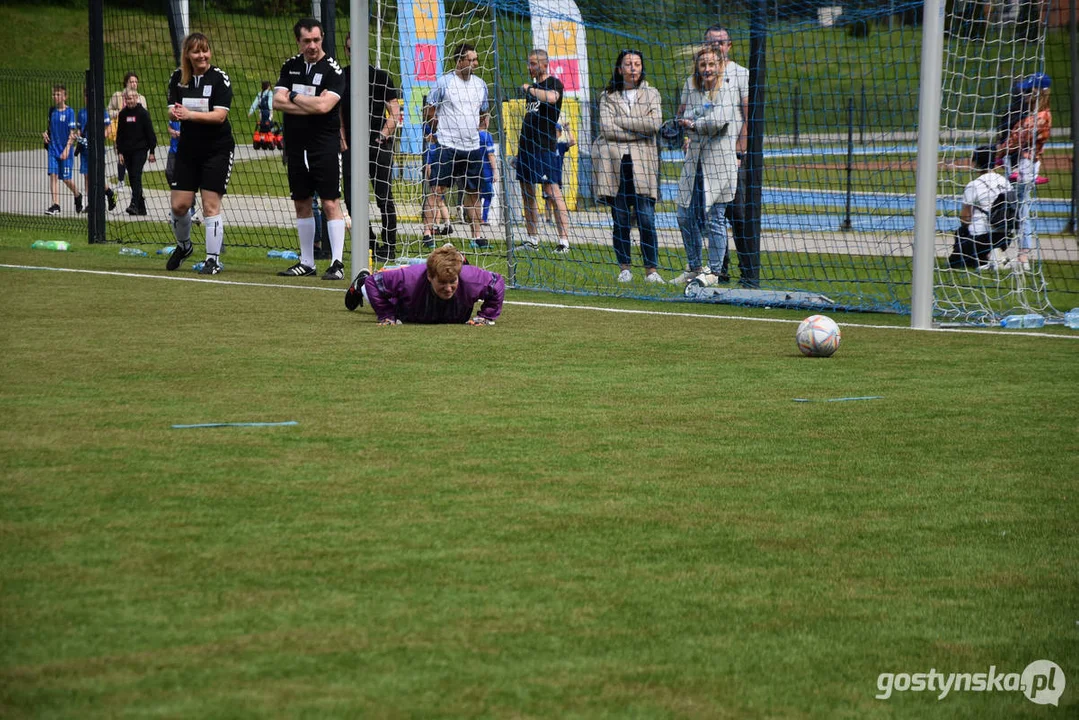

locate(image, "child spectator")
(76, 86), (116, 212)
(43, 84), (81, 215)
(478, 117), (497, 224)
(949, 145), (1011, 270)
(544, 120), (575, 225)
(248, 80), (274, 132)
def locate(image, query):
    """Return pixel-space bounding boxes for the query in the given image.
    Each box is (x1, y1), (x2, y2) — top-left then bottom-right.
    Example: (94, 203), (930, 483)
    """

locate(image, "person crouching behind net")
(344, 244), (504, 326)
(948, 145), (1011, 270)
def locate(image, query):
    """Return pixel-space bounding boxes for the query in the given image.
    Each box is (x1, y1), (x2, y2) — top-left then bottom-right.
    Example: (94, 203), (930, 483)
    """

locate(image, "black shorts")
(431, 146), (485, 193)
(170, 146), (234, 195)
(287, 149), (341, 201)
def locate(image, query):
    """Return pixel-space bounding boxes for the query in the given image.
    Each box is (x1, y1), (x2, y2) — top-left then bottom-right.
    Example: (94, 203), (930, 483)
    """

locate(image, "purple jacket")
(364, 263), (505, 324)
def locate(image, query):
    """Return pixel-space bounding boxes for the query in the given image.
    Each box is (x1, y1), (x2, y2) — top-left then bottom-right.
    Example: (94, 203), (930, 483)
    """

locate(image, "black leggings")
(343, 143), (397, 260)
(124, 149), (148, 209)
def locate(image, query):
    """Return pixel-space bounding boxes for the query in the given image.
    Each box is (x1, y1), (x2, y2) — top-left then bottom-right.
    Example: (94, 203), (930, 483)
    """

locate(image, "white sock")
(297, 217), (316, 268)
(327, 219), (345, 264)
(171, 210), (192, 248)
(204, 215), (223, 259)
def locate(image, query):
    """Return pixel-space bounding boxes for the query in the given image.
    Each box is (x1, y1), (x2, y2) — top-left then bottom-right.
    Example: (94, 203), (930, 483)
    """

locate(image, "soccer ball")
(796, 315), (841, 357)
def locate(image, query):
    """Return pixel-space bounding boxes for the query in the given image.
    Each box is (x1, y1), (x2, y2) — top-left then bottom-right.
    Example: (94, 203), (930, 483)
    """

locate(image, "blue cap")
(1019, 72), (1051, 91)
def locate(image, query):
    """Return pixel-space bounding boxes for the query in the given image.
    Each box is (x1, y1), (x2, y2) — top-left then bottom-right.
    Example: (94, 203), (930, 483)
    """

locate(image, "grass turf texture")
(1, 228), (1077, 717)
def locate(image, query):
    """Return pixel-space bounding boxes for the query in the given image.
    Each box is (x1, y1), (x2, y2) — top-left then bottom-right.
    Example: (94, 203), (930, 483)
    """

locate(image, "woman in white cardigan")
(673, 45), (742, 284)
(592, 50), (664, 283)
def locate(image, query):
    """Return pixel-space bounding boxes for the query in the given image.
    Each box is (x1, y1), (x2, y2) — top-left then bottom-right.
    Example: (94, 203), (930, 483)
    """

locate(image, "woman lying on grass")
(344, 244), (504, 325)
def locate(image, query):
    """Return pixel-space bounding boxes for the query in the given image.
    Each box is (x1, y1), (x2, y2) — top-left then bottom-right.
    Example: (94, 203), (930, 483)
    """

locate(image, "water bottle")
(31, 240), (69, 251)
(119, 247), (148, 257)
(1064, 309), (1079, 330)
(157, 245), (176, 255)
(268, 250), (299, 260)
(1000, 313), (1045, 329)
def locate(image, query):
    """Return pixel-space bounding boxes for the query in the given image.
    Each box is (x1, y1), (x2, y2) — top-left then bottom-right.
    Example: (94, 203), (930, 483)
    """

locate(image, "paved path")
(3, 146), (1075, 262)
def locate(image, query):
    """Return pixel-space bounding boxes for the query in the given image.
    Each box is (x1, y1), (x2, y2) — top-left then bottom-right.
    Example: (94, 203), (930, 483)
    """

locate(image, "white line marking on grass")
(4, 263), (1077, 340)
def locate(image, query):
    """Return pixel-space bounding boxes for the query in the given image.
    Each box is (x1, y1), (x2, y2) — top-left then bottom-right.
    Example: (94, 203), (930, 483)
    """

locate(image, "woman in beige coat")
(591, 50), (664, 283)
(673, 45), (742, 284)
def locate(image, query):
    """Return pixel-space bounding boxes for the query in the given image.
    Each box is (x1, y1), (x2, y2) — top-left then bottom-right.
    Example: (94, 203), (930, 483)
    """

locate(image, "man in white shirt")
(949, 145), (1012, 269)
(423, 43), (490, 249)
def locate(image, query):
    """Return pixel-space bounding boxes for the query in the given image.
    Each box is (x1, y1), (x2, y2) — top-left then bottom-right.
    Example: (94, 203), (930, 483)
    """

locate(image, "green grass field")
(1, 226), (1077, 717)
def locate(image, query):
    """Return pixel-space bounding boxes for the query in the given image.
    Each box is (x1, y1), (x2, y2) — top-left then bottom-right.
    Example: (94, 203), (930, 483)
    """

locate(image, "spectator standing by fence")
(700, 25), (752, 286)
(43, 84), (80, 216)
(76, 87), (117, 213)
(422, 43), (490, 250)
(516, 49), (569, 253)
(340, 31), (401, 264)
(996, 72), (1051, 271)
(108, 72), (146, 189)
(115, 88), (156, 216)
(673, 44), (742, 284)
(592, 49), (663, 283)
(248, 80), (274, 132)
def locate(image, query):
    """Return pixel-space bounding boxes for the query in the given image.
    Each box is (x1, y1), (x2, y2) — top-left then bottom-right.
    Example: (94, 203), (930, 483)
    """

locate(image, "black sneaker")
(438, 223), (454, 236)
(470, 239), (490, 250)
(198, 257), (222, 275)
(422, 235), (435, 249)
(345, 269), (371, 311)
(105, 188), (116, 211)
(125, 205), (137, 216)
(374, 244), (395, 264)
(74, 194), (84, 213)
(166, 243), (193, 271)
(278, 262), (316, 277)
(45, 204), (60, 216)
(322, 259), (345, 281)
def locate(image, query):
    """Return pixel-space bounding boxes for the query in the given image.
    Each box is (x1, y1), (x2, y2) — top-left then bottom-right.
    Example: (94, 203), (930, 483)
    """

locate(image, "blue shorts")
(516, 147), (561, 186)
(48, 153), (74, 180)
(431, 146), (485, 193)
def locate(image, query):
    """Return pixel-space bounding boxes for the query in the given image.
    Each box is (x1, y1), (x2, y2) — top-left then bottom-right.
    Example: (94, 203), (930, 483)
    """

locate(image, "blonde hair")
(1036, 88), (1051, 113)
(180, 33), (212, 87)
(426, 244), (464, 282)
(690, 46), (720, 92)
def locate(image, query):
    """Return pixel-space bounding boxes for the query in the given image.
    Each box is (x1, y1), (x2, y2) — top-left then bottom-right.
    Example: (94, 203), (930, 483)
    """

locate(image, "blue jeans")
(677, 162), (728, 272)
(1016, 179), (1035, 251)
(611, 155), (658, 269)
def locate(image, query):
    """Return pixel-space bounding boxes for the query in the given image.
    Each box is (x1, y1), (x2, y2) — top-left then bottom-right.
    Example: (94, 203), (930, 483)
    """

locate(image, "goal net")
(29, 0), (1074, 321)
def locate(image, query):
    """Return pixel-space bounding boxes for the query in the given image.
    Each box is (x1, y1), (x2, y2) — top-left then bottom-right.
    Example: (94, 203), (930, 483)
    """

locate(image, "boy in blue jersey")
(43, 84), (81, 215)
(76, 87), (117, 212)
(478, 116), (497, 224)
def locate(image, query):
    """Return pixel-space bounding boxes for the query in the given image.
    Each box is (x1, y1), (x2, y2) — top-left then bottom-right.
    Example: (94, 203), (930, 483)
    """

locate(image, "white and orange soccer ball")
(796, 315), (841, 357)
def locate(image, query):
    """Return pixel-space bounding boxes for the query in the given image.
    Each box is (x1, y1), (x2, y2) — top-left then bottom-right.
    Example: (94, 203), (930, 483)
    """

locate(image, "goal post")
(911, 0), (945, 329)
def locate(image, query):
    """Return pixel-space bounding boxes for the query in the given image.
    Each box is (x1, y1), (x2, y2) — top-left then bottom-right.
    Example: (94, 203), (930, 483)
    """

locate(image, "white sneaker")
(697, 271), (719, 287)
(519, 238), (539, 250)
(672, 269), (699, 284)
(644, 271), (665, 284)
(617, 269), (633, 283)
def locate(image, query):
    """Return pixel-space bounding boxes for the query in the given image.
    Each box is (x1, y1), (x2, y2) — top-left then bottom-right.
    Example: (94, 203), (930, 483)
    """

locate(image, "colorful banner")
(397, 0), (446, 154)
(528, 0), (591, 149)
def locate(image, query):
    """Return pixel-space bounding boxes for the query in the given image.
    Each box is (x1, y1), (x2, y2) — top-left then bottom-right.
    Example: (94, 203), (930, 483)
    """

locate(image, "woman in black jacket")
(115, 88), (157, 215)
